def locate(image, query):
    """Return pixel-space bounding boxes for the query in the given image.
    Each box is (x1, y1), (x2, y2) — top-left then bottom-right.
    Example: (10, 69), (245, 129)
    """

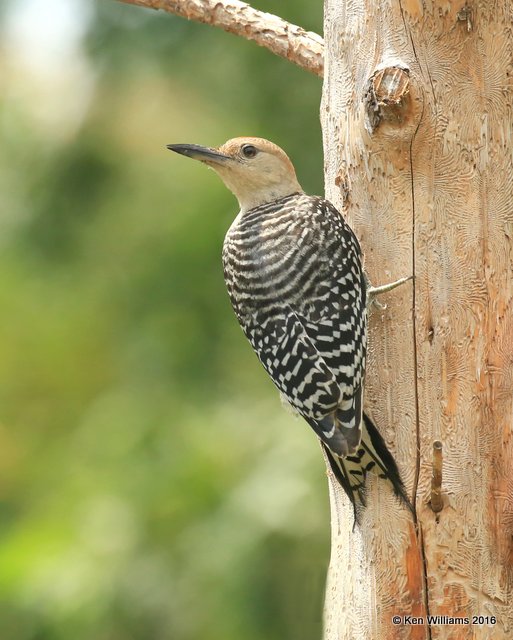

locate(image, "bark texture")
(321, 1), (513, 639)
(117, 0), (324, 76)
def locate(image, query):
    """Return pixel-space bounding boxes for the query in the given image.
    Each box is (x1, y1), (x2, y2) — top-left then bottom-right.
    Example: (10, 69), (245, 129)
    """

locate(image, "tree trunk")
(321, 2), (513, 639)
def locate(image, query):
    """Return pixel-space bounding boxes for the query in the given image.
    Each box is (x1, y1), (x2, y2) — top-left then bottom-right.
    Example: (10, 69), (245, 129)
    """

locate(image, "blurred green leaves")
(0, 2), (328, 639)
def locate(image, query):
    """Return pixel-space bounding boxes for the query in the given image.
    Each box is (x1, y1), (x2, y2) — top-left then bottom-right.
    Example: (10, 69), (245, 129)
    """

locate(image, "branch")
(116, 0), (324, 77)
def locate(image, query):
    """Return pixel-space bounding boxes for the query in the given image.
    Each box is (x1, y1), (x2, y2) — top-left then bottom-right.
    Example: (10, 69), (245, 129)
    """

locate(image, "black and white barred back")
(222, 193), (408, 511)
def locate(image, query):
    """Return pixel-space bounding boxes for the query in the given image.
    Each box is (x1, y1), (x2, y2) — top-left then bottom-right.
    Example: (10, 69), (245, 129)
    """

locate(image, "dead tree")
(118, 1), (513, 637)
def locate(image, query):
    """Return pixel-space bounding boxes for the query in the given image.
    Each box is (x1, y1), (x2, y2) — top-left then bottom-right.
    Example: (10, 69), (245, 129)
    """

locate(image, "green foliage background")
(0, 2), (330, 638)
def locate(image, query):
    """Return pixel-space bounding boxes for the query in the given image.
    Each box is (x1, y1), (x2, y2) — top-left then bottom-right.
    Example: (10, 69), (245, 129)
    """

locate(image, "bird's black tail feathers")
(322, 413), (413, 524)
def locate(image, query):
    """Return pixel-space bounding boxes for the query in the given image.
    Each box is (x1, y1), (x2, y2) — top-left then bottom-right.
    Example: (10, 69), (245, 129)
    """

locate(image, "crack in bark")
(408, 98), (432, 640)
(397, 2), (432, 637)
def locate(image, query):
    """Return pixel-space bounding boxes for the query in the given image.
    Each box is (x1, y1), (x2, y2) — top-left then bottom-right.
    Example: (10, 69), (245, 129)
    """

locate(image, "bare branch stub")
(372, 67), (410, 105)
(117, 0), (324, 77)
(430, 440), (444, 513)
(364, 66), (411, 133)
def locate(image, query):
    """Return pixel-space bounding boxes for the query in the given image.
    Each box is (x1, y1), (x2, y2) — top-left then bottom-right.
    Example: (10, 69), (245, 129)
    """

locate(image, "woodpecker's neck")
(237, 187), (304, 212)
(242, 191), (304, 214)
(211, 165), (303, 212)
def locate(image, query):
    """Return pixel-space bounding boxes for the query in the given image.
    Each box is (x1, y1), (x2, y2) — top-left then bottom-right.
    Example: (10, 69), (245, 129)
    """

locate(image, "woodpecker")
(167, 137), (411, 517)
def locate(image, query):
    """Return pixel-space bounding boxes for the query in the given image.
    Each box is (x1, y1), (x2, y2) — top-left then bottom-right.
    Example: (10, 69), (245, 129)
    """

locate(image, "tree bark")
(321, 1), (513, 639)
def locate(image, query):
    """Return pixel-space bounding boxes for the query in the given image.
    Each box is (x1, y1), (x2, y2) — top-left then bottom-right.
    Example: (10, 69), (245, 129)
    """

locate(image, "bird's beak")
(166, 144), (231, 165)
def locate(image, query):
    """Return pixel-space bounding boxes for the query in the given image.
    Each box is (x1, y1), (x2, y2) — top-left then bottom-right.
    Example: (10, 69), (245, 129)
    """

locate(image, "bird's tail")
(322, 413), (412, 521)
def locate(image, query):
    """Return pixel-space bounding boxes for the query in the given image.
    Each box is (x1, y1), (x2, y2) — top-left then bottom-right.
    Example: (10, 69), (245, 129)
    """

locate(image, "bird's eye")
(241, 144), (258, 159)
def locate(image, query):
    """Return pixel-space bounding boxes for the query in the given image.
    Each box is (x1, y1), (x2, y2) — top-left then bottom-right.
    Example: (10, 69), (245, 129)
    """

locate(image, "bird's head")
(167, 137), (303, 211)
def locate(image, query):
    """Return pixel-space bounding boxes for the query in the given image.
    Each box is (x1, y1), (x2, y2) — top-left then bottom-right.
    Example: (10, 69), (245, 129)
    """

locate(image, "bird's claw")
(366, 274), (412, 309)
(372, 298), (387, 311)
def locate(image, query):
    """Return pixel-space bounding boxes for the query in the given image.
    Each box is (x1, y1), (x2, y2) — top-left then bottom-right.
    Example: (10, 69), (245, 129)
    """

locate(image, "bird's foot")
(366, 275), (413, 310)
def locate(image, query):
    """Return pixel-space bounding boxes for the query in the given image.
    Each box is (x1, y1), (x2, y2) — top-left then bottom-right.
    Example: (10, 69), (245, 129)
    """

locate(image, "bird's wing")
(244, 303), (365, 457)
(300, 198), (368, 396)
